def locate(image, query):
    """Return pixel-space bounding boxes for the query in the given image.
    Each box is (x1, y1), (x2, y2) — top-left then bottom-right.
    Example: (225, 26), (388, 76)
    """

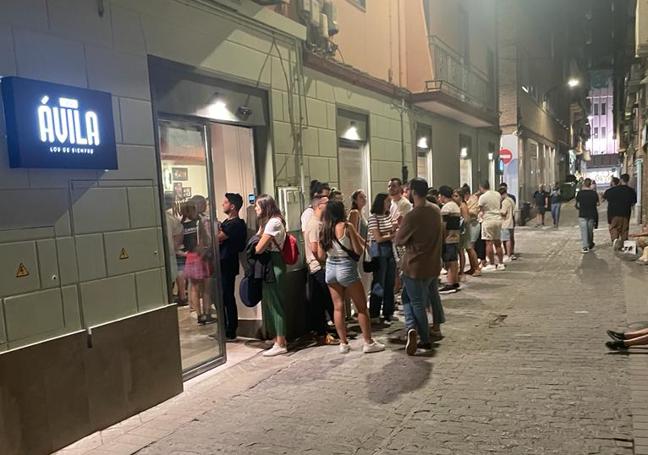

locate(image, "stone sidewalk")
(58, 206), (648, 455)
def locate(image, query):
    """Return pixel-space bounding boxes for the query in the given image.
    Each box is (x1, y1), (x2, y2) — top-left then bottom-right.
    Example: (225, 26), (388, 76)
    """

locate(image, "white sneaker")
(262, 344), (288, 357)
(482, 264), (497, 272)
(363, 341), (385, 353)
(339, 343), (351, 354)
(503, 255), (512, 263)
(496, 264), (506, 271)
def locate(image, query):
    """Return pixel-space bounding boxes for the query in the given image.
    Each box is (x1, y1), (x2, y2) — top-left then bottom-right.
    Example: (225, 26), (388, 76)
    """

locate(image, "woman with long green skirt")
(254, 194), (289, 357)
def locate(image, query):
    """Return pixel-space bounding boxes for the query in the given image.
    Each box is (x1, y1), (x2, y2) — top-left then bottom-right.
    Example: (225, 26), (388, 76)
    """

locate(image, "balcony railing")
(427, 35), (496, 112)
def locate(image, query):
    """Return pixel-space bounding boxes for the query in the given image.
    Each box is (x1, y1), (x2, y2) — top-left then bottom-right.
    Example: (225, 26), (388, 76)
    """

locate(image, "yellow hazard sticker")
(16, 263), (30, 278)
(119, 248), (129, 260)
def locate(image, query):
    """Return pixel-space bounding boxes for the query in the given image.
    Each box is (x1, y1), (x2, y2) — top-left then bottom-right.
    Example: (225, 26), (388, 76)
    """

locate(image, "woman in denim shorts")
(317, 200), (385, 355)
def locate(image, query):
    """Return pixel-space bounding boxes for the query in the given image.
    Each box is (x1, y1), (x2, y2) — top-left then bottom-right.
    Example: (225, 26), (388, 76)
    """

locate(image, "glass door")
(158, 119), (225, 375)
(338, 141), (371, 217)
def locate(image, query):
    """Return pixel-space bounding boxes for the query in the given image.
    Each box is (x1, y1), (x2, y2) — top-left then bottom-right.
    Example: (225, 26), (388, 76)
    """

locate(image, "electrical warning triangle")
(16, 263), (30, 278)
(119, 248), (129, 260)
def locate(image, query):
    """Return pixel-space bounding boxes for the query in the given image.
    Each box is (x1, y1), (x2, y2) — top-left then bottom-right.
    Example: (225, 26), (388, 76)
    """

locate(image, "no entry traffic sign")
(499, 148), (513, 165)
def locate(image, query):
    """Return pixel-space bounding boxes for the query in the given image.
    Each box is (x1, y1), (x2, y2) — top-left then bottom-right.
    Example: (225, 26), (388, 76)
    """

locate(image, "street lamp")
(543, 78), (582, 111)
(567, 78), (581, 88)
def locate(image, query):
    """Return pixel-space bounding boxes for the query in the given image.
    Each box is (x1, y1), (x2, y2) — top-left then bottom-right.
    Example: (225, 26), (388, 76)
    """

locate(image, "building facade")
(497, 0), (587, 205)
(0, 1), (499, 453)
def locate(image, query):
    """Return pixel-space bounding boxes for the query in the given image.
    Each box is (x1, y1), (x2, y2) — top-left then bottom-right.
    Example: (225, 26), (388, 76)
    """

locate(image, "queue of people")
(166, 175), (523, 359)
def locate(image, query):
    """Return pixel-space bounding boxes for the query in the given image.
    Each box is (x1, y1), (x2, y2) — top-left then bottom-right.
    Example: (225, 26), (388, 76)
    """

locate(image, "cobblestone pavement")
(63, 206), (646, 455)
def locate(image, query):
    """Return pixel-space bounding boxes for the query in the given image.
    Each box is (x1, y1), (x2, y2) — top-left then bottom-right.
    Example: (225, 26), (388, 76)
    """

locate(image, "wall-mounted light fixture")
(488, 152), (494, 161)
(460, 147), (469, 159)
(342, 121), (361, 141)
(416, 136), (429, 149)
(207, 93), (237, 122)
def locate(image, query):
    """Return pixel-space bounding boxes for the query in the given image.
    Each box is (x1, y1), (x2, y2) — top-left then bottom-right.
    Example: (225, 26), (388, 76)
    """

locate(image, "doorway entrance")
(158, 118), (257, 376)
(338, 140), (371, 216)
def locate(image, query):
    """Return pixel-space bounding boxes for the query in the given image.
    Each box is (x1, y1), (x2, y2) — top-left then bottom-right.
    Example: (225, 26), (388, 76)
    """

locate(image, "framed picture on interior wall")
(182, 187), (192, 198)
(172, 167), (188, 181)
(174, 182), (184, 199)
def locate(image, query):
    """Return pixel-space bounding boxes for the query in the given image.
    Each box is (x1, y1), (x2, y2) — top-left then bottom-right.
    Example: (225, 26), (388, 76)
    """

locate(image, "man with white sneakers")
(478, 180), (505, 271)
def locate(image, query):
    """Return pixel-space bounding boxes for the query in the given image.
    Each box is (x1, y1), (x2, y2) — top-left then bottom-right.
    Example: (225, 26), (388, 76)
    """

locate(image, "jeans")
(308, 269), (333, 336)
(551, 203), (561, 226)
(428, 280), (445, 326)
(578, 217), (595, 249)
(401, 275), (432, 345)
(220, 259), (239, 338)
(369, 254), (396, 319)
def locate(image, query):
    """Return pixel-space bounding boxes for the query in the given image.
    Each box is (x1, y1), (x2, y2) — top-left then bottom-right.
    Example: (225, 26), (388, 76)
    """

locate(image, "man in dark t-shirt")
(576, 178), (599, 253)
(603, 174), (637, 249)
(218, 193), (247, 340)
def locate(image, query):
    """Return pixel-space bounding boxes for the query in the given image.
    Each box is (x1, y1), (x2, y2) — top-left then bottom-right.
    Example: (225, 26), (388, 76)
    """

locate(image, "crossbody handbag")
(333, 237), (361, 262)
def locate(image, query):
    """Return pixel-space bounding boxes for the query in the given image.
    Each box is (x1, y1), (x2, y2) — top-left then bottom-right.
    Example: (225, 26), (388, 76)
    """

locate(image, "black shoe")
(417, 342), (433, 350)
(406, 329), (418, 356)
(589, 242), (595, 250)
(606, 330), (625, 341)
(226, 334), (238, 341)
(175, 298), (189, 307)
(203, 315), (217, 325)
(439, 284), (458, 295)
(605, 340), (628, 351)
(197, 314), (207, 325)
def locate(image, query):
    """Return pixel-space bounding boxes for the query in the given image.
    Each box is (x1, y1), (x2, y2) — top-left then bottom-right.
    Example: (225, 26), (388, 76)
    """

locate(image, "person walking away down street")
(317, 200), (385, 354)
(217, 193), (247, 341)
(304, 196), (339, 345)
(499, 186), (516, 263)
(254, 195), (289, 357)
(478, 180), (505, 271)
(603, 173), (637, 250)
(550, 183), (562, 228)
(368, 193), (397, 325)
(394, 178), (444, 355)
(533, 185), (549, 227)
(575, 178), (599, 253)
(605, 177), (620, 225)
(438, 185), (461, 294)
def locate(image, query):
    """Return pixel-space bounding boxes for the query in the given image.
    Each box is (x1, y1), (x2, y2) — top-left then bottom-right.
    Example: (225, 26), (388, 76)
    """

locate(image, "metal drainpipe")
(400, 98), (407, 181)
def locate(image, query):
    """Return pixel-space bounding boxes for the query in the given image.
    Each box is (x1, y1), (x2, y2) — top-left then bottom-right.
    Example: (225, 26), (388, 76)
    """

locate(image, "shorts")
(500, 228), (513, 242)
(442, 243), (459, 262)
(325, 256), (360, 287)
(467, 221), (480, 245)
(481, 220), (502, 241)
(184, 252), (211, 280)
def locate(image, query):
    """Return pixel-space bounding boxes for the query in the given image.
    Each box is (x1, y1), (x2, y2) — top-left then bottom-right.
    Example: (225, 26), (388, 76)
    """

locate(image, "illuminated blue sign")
(1, 76), (117, 169)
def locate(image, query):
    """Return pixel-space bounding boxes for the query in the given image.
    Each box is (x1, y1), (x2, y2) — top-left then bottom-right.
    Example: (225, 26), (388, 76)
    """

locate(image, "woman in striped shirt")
(368, 193), (397, 324)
